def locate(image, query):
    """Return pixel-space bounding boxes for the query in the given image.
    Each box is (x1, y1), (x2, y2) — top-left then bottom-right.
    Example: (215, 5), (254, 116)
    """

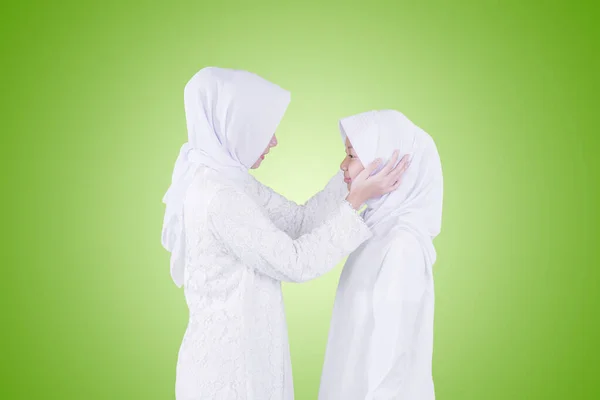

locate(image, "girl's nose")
(340, 157), (348, 171)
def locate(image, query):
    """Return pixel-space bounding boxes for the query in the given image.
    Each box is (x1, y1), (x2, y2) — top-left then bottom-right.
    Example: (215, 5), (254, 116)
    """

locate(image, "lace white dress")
(175, 168), (372, 400)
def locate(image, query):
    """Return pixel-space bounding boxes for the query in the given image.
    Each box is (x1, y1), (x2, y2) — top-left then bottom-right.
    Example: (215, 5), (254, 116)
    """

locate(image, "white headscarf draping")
(161, 67), (291, 287)
(339, 109), (443, 265)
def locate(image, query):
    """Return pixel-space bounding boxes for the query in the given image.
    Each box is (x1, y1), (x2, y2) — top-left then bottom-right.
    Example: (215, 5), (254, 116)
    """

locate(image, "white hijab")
(339, 109), (443, 265)
(161, 67), (291, 287)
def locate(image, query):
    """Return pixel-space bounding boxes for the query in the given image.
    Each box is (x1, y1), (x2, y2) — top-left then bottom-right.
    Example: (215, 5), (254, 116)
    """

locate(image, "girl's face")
(251, 134), (278, 169)
(340, 137), (365, 189)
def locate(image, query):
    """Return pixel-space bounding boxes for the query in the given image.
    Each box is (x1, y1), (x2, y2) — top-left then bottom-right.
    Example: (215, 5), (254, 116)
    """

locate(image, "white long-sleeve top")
(175, 168), (370, 400)
(319, 227), (435, 400)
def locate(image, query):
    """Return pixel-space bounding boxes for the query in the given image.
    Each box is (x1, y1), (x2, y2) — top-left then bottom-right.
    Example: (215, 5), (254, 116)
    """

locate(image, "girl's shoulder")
(381, 229), (424, 265)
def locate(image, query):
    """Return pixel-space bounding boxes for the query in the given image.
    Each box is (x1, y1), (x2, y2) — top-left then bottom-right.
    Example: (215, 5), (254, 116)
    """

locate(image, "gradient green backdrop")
(2, 1), (598, 399)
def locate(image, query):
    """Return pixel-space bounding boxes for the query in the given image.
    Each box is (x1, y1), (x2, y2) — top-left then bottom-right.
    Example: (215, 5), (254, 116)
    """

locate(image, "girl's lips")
(344, 177), (351, 183)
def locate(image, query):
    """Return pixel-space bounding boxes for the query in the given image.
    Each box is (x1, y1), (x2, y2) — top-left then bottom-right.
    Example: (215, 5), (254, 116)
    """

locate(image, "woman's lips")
(344, 177), (351, 183)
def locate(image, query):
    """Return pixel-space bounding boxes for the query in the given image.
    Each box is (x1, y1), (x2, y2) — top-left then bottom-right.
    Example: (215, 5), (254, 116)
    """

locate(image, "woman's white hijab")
(162, 67), (291, 287)
(339, 109), (443, 265)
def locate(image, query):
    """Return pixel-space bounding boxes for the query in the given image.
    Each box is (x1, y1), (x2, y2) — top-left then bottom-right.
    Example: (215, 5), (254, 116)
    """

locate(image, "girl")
(319, 110), (443, 400)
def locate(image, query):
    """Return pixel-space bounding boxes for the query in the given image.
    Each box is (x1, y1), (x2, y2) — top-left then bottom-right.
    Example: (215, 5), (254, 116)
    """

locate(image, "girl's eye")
(348, 154), (354, 159)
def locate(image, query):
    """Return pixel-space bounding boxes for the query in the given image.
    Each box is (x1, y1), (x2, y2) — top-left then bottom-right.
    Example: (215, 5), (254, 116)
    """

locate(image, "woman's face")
(340, 137), (365, 189)
(251, 134), (278, 169)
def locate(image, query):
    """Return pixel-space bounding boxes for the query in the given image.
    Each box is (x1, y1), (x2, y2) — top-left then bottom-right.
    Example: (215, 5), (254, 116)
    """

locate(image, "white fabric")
(319, 110), (443, 400)
(175, 168), (372, 399)
(161, 67), (291, 287)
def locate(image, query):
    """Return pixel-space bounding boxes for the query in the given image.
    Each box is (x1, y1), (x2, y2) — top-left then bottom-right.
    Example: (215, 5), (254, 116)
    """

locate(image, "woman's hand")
(346, 150), (410, 210)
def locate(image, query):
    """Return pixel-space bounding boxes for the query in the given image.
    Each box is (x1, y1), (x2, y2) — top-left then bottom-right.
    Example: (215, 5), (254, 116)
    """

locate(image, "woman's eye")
(348, 155), (354, 158)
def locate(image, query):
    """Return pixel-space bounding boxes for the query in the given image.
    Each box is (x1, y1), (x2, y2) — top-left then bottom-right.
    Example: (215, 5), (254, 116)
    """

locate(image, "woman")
(319, 110), (443, 400)
(161, 68), (409, 399)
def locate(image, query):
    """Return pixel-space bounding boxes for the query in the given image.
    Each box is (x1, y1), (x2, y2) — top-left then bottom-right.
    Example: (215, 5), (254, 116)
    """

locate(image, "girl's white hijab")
(339, 109), (443, 265)
(162, 67), (291, 287)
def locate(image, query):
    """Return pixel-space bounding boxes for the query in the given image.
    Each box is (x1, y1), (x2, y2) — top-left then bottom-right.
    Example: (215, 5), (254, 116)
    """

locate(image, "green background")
(2, 0), (598, 399)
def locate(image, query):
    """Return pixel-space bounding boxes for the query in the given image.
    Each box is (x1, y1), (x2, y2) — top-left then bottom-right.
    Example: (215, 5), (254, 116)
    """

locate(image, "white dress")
(319, 225), (435, 400)
(175, 168), (371, 400)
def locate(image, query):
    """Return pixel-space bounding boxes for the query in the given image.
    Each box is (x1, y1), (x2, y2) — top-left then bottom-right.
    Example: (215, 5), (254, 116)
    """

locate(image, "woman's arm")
(364, 235), (429, 399)
(207, 185), (371, 283)
(244, 171), (348, 239)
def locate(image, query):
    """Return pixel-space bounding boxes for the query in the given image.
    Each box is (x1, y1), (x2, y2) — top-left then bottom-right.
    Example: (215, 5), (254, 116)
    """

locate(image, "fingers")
(381, 155), (410, 194)
(380, 175), (403, 195)
(390, 154), (410, 180)
(361, 153), (412, 197)
(364, 158), (382, 175)
(378, 150), (400, 176)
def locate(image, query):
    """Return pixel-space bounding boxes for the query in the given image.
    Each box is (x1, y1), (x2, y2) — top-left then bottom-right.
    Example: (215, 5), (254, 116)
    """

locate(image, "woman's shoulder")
(189, 168), (243, 194)
(184, 168), (243, 214)
(198, 169), (259, 210)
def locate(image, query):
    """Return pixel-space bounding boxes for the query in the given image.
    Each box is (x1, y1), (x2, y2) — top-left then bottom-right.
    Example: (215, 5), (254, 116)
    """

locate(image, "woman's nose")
(270, 135), (278, 147)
